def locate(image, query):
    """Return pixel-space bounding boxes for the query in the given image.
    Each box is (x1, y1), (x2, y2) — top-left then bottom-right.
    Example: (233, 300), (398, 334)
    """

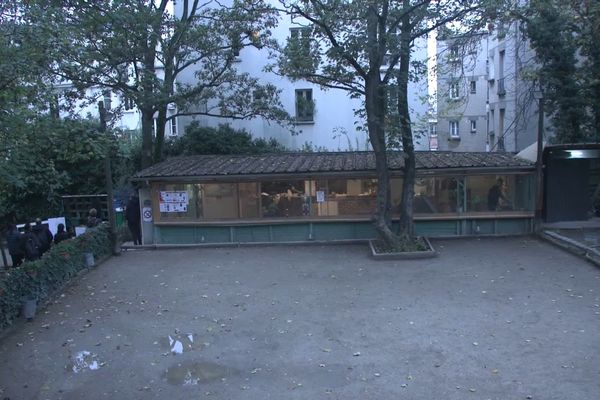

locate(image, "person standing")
(53, 223), (70, 245)
(22, 223), (41, 262)
(6, 224), (24, 267)
(87, 208), (102, 227)
(487, 178), (507, 211)
(33, 218), (53, 254)
(125, 195), (142, 245)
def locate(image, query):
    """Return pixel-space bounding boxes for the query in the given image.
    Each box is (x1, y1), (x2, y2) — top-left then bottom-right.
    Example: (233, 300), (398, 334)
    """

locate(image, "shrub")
(0, 224), (112, 330)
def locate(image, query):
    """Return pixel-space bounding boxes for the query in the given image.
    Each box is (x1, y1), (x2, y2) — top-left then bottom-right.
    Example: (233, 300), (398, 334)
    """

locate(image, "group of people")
(6, 219), (70, 267)
(5, 195), (143, 268)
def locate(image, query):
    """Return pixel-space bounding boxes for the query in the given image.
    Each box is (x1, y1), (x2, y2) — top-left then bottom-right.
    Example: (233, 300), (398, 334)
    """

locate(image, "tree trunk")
(154, 107), (167, 163)
(365, 4), (396, 246)
(366, 78), (396, 245)
(397, 0), (415, 240)
(140, 108), (154, 169)
(154, 61), (175, 162)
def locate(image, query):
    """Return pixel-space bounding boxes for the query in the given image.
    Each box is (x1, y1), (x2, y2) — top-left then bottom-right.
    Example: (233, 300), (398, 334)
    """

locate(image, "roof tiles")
(134, 151), (533, 180)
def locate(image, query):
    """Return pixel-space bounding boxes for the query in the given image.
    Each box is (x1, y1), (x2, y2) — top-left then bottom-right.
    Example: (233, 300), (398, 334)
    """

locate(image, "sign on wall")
(316, 191), (325, 203)
(142, 207), (153, 222)
(159, 191), (189, 213)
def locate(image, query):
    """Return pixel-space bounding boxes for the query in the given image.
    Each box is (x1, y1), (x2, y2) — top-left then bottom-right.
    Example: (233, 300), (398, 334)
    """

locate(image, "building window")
(386, 85), (398, 112)
(170, 117), (177, 136)
(449, 121), (459, 138)
(497, 22), (506, 39)
(289, 27), (311, 57)
(102, 90), (112, 110)
(295, 89), (314, 122)
(470, 120), (477, 133)
(450, 82), (459, 99)
(429, 136), (439, 151)
(123, 96), (135, 111)
(449, 45), (460, 62)
(429, 123), (437, 137)
(253, 88), (266, 104)
(470, 80), (477, 94)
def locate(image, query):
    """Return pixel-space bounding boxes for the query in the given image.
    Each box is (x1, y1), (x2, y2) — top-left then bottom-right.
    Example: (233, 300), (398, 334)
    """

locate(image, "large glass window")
(313, 179), (377, 216)
(466, 174), (534, 212)
(203, 183), (238, 219)
(154, 174), (534, 222)
(413, 177), (459, 214)
(260, 180), (309, 217)
(156, 184), (202, 220)
(239, 182), (259, 218)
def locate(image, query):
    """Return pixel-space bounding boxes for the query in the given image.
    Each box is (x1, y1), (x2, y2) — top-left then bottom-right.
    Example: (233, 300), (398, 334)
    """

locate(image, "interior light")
(568, 150), (584, 158)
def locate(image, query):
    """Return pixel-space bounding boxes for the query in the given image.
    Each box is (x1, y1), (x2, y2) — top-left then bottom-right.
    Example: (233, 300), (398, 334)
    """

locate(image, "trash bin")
(115, 208), (124, 227)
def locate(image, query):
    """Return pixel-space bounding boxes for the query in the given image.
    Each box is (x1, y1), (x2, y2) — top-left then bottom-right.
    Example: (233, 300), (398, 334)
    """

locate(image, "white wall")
(175, 1), (432, 151)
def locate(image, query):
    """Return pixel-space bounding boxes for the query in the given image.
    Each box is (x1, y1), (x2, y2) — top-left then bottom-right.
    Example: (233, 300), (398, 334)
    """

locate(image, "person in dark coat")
(487, 178), (507, 211)
(22, 223), (41, 261)
(6, 224), (24, 267)
(87, 208), (102, 227)
(125, 195), (142, 245)
(53, 223), (70, 245)
(33, 218), (53, 254)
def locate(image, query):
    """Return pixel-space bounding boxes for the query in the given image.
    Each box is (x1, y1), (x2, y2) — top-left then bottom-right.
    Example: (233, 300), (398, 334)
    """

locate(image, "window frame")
(450, 82), (460, 99)
(170, 117), (178, 136)
(449, 120), (460, 138)
(289, 27), (311, 56)
(429, 123), (438, 137)
(295, 88), (314, 123)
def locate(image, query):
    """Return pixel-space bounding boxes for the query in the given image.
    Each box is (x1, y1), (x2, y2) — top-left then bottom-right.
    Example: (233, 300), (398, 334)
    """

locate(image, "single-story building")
(132, 151), (535, 245)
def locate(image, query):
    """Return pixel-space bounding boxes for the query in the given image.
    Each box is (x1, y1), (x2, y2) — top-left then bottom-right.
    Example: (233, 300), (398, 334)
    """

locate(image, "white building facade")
(174, 1), (432, 151)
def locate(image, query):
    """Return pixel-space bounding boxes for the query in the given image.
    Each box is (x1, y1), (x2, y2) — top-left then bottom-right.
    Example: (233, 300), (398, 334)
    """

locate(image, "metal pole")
(534, 96), (544, 232)
(99, 102), (120, 255)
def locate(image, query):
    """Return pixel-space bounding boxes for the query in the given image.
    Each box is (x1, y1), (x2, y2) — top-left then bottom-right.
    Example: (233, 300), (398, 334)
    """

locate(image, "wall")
(174, 0), (431, 151)
(436, 34), (489, 151)
(153, 217), (533, 245)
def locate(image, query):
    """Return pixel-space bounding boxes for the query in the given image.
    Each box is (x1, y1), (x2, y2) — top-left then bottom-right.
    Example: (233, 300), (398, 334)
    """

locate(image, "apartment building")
(432, 22), (542, 153)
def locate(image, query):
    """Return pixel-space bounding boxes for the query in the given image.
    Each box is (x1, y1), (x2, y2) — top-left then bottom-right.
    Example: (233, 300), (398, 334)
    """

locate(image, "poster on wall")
(159, 191), (189, 213)
(316, 191), (325, 203)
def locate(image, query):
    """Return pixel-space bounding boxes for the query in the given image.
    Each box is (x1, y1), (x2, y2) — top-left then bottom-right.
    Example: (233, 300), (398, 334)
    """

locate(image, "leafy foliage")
(164, 123), (286, 156)
(0, 225), (112, 330)
(521, 0), (600, 143)
(0, 116), (135, 224)
(36, 0), (291, 167)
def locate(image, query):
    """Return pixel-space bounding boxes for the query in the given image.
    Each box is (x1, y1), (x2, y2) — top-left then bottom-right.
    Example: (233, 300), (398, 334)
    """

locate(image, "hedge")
(0, 224), (112, 330)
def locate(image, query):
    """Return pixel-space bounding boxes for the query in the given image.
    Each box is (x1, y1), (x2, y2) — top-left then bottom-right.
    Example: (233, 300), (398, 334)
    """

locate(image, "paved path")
(1, 237), (600, 400)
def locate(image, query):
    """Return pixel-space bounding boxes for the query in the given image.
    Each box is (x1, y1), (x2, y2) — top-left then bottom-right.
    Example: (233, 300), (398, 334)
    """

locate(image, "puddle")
(162, 333), (202, 354)
(165, 361), (231, 386)
(69, 351), (102, 373)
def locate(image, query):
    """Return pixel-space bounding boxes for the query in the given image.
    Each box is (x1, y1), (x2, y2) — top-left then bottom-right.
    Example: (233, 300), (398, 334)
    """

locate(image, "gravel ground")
(1, 236), (599, 400)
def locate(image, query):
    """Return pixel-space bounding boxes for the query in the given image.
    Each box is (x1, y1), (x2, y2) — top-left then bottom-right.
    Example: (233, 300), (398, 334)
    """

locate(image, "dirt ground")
(1, 237), (599, 400)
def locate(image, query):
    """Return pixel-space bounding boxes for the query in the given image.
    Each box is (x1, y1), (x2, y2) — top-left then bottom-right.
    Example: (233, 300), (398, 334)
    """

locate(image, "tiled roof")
(134, 151), (533, 180)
